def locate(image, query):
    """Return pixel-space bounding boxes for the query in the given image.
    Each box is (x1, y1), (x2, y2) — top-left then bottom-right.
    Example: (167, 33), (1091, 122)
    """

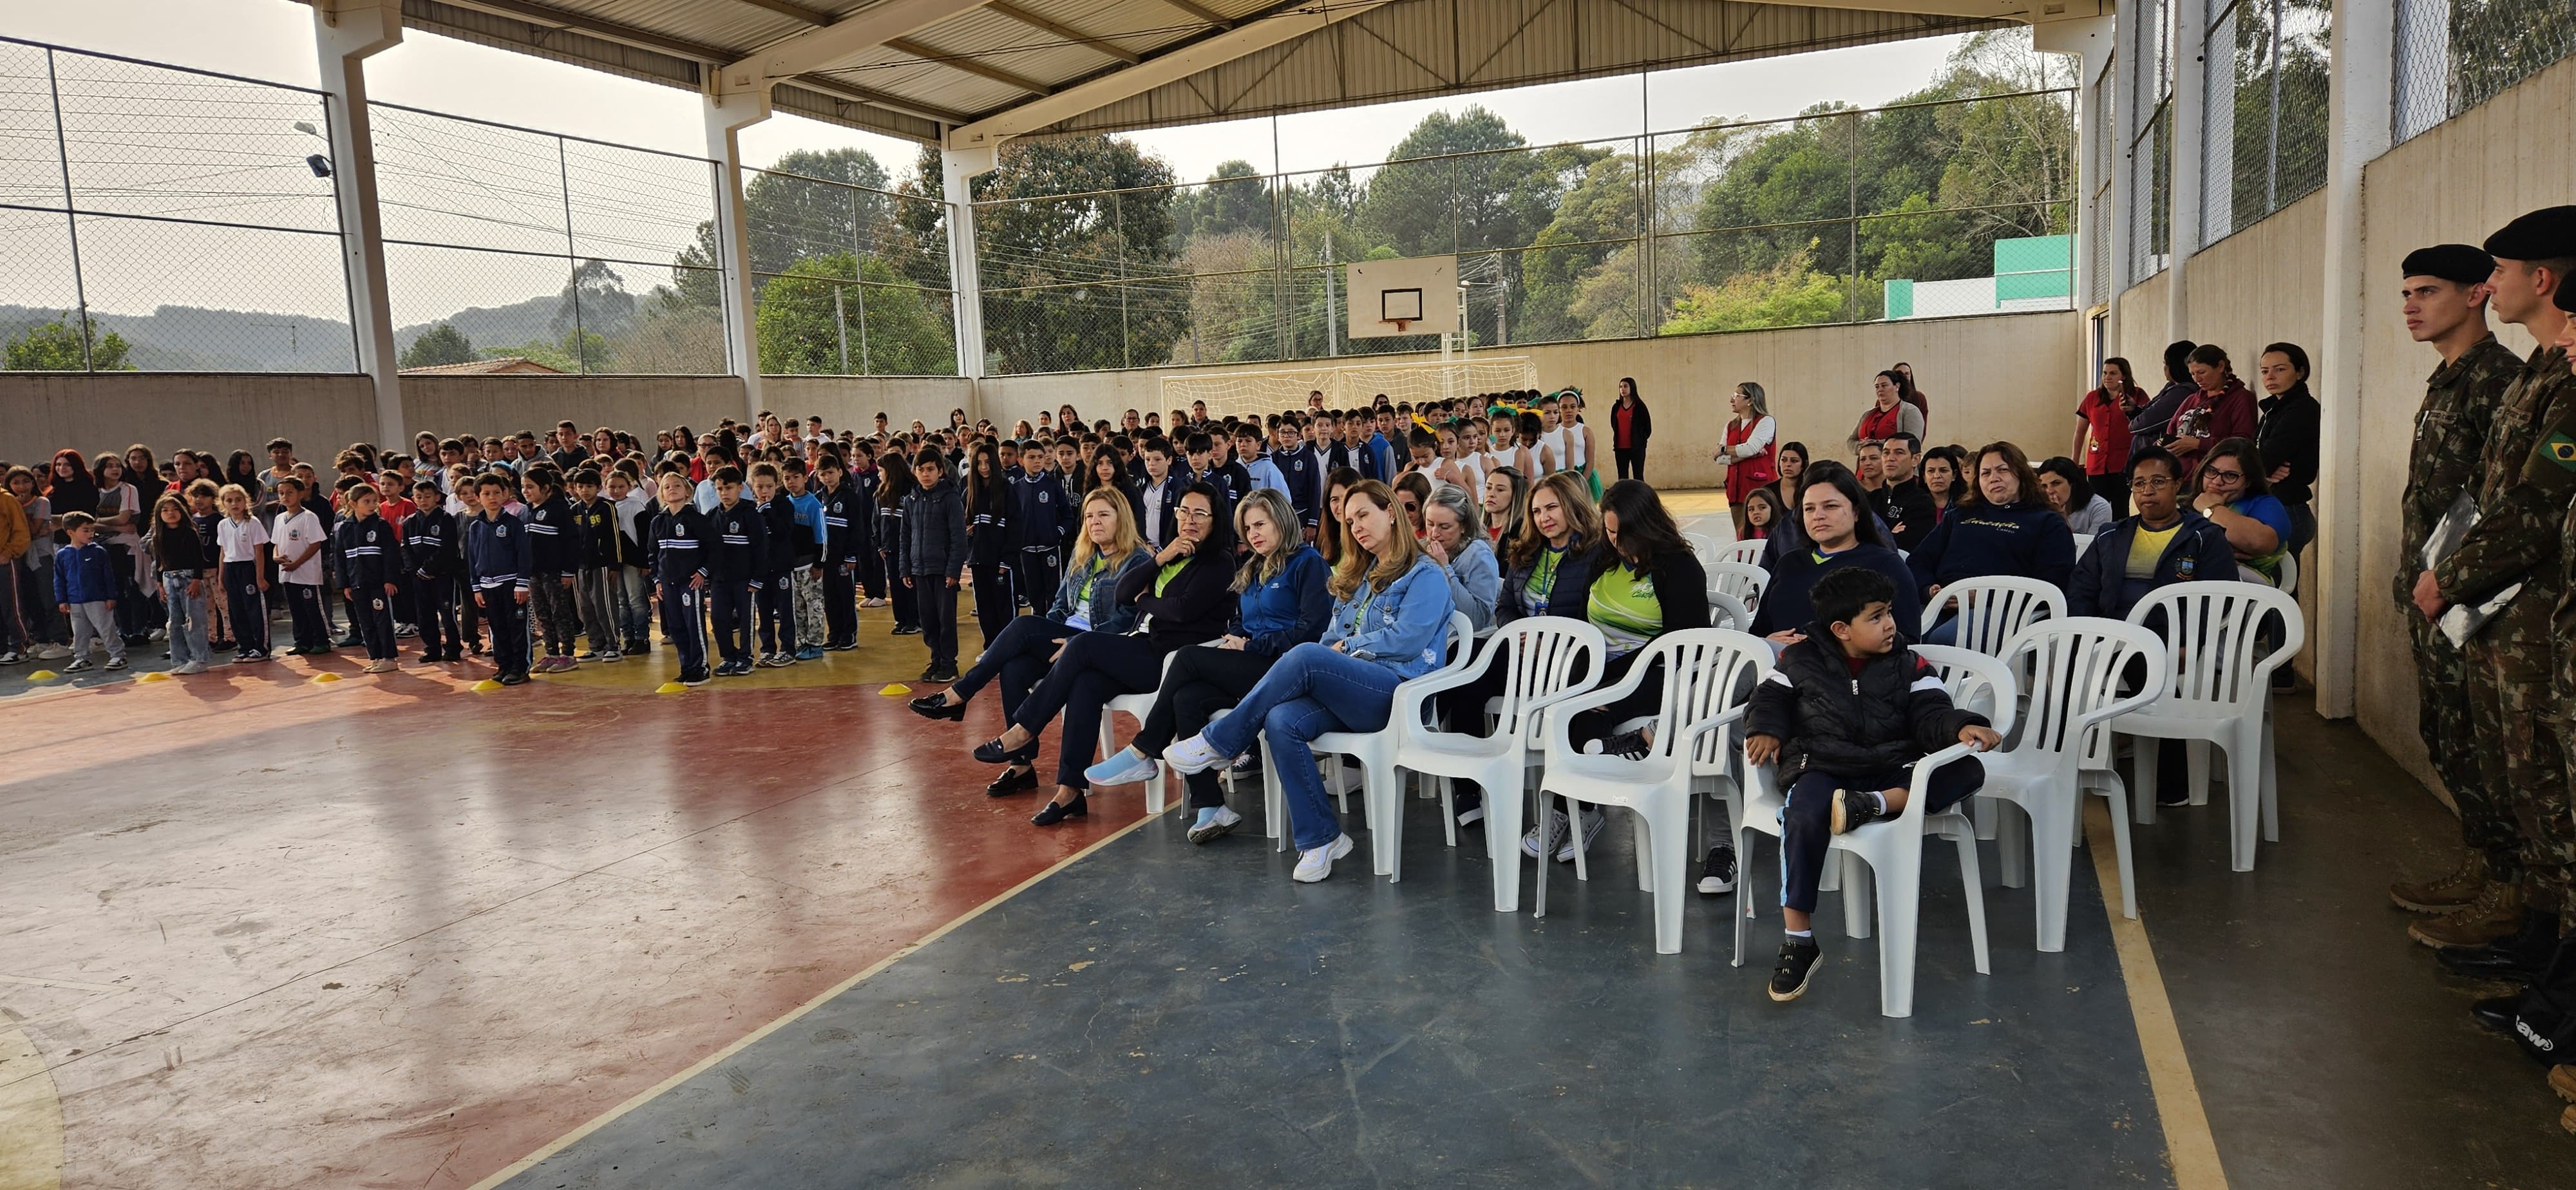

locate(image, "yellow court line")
(0, 1020), (64, 1190)
(466, 806), (1170, 1190)
(2085, 800), (2229, 1190)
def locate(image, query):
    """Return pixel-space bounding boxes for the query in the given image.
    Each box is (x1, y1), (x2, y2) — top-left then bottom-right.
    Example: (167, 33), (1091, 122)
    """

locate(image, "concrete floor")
(3, 520), (2570, 1187)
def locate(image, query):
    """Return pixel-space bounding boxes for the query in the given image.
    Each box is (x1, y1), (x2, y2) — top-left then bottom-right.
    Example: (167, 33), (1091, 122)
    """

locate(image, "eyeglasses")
(2129, 475), (2176, 490)
(1176, 507), (1214, 521)
(2200, 468), (2244, 482)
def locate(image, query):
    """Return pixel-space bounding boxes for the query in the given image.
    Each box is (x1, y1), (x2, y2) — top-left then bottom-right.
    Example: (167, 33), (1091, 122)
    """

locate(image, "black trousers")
(950, 614), (1072, 721)
(661, 581), (708, 677)
(1566, 651), (1660, 747)
(710, 580), (753, 665)
(858, 542), (886, 600)
(2088, 472), (2130, 519)
(348, 585), (396, 660)
(1011, 632), (1175, 789)
(970, 563), (1016, 649)
(757, 569), (796, 654)
(822, 560), (858, 647)
(415, 574), (457, 659)
(285, 582), (329, 650)
(1615, 446), (1647, 481)
(884, 552), (918, 627)
(1018, 547), (1063, 615)
(915, 577), (958, 668)
(1137, 645), (1276, 807)
(478, 585), (528, 677)
(222, 560), (268, 653)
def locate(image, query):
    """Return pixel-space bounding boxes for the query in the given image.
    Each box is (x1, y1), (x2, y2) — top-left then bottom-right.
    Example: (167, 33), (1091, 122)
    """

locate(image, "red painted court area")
(0, 661), (1129, 1189)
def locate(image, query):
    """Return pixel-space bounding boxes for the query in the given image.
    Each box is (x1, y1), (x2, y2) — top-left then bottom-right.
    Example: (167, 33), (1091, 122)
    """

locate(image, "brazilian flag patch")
(2551, 431), (2576, 471)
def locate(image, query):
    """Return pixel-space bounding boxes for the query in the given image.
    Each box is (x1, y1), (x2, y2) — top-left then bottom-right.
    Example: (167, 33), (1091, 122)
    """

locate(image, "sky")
(3, 0), (1990, 324)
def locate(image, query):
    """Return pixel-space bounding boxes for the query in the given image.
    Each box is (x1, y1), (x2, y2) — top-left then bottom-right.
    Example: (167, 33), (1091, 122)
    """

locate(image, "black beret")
(2482, 206), (2576, 261)
(2401, 243), (2493, 285)
(2556, 279), (2576, 314)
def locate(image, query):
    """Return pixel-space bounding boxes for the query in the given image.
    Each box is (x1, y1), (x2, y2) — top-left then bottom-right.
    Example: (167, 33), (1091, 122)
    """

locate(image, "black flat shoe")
(910, 693), (965, 721)
(974, 736), (1022, 764)
(985, 766), (1039, 797)
(1031, 792), (1087, 825)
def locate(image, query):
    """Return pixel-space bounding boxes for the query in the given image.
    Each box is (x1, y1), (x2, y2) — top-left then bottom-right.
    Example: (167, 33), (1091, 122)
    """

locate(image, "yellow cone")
(880, 683), (911, 697)
(310, 672), (343, 684)
(471, 678), (505, 692)
(137, 671), (173, 683)
(26, 670), (60, 681)
(655, 681), (688, 694)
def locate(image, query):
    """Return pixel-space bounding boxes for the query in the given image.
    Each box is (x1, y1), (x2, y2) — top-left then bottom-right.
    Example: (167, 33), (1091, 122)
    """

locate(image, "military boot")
(2550, 1064), (2576, 1104)
(2410, 881), (2524, 949)
(2438, 909), (2561, 979)
(2392, 851), (2492, 914)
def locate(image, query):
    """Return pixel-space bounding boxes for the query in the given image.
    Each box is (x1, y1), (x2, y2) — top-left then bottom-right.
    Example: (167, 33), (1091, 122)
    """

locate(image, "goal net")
(1160, 356), (1542, 422)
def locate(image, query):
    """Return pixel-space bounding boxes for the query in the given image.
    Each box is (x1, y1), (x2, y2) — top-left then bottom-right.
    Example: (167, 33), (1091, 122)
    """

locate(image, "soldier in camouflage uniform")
(2387, 245), (2524, 920)
(2411, 209), (2576, 974)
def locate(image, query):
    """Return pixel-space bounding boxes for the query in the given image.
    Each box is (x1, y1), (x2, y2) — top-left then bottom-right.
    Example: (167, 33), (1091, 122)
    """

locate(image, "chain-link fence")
(2395, 0), (2576, 141)
(737, 164), (956, 375)
(2201, 0), (2330, 245)
(965, 71), (2078, 376)
(1, 36), (354, 373)
(2126, 0), (2176, 280)
(368, 102), (725, 375)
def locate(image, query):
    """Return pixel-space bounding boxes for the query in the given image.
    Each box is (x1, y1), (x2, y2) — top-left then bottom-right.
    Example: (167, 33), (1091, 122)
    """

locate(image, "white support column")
(312, 0), (403, 446)
(2040, 17), (2116, 388)
(2311, 0), (2394, 719)
(943, 146), (996, 380)
(2166, 0), (2206, 339)
(704, 91), (772, 422)
(2105, 1), (2140, 353)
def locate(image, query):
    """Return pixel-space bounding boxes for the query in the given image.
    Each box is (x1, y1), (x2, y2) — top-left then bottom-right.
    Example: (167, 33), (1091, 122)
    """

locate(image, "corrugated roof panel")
(775, 81), (945, 141)
(404, 0), (703, 90)
(539, 0), (814, 52)
(999, 0), (1198, 55)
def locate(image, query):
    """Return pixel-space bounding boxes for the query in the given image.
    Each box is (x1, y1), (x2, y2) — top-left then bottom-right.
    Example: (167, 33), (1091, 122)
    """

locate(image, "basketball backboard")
(1347, 255), (1458, 339)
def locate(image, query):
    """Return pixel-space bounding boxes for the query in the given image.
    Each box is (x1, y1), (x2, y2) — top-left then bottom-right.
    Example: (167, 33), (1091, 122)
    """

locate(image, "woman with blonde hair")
(1085, 488), (1332, 840)
(911, 487), (1154, 793)
(1481, 464), (1529, 547)
(1718, 382), (1779, 538)
(1164, 480), (1458, 882)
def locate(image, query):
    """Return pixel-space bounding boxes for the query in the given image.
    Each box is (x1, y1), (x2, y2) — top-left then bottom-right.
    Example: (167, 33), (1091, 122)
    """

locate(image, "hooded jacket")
(1745, 632), (1987, 781)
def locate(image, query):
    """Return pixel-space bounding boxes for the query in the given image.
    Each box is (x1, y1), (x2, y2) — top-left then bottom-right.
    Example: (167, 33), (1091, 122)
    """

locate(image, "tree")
(553, 258), (636, 342)
(5, 315), (133, 371)
(668, 146), (907, 308)
(399, 322), (475, 368)
(1173, 160), (1271, 244)
(753, 252), (954, 375)
(1356, 107), (1606, 348)
(1659, 244), (1845, 335)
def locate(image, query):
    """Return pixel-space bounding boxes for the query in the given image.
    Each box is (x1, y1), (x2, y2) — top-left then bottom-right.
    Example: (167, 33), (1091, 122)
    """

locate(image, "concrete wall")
(2106, 53), (2576, 795)
(980, 310), (2086, 490)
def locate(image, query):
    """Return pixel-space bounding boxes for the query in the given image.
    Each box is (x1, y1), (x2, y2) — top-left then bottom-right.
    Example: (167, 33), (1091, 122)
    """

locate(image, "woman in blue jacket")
(1421, 485), (1502, 630)
(1752, 463), (1922, 641)
(1084, 489), (1331, 841)
(1165, 480), (1457, 882)
(911, 488), (1151, 794)
(1906, 441), (2077, 643)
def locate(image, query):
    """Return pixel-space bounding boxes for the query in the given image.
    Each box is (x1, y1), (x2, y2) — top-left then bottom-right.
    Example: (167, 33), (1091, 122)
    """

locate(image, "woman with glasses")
(2066, 446), (2238, 619)
(2189, 437), (2294, 585)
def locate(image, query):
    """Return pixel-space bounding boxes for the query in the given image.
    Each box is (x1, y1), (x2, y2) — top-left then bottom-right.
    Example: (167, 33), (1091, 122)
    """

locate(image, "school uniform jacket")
(647, 504), (714, 586)
(1126, 473), (1188, 548)
(571, 496), (624, 569)
(902, 479), (969, 580)
(464, 511), (533, 592)
(876, 486), (909, 577)
(818, 482), (866, 567)
(523, 493), (580, 578)
(708, 500), (767, 584)
(967, 484), (1012, 569)
(334, 513), (397, 592)
(402, 507), (460, 580)
(757, 495), (800, 576)
(1013, 470), (1075, 556)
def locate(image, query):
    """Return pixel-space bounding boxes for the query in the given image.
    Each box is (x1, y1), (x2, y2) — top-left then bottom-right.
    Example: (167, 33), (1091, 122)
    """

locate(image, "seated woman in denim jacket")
(1164, 480), (1457, 883)
(910, 489), (1153, 795)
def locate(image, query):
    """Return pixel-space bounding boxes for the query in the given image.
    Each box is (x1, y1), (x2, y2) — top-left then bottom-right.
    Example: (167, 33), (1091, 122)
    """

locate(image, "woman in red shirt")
(1717, 381), (1779, 538)
(2072, 356), (2145, 516)
(1609, 377), (1653, 481)
(2163, 344), (2258, 479)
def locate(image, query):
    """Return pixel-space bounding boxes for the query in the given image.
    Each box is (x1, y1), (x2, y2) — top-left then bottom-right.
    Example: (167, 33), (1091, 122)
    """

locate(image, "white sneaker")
(1521, 809), (1569, 860)
(1083, 746), (1159, 787)
(1163, 733), (1230, 775)
(171, 661), (207, 675)
(1555, 809), (1606, 863)
(33, 643), (70, 660)
(1293, 833), (1354, 882)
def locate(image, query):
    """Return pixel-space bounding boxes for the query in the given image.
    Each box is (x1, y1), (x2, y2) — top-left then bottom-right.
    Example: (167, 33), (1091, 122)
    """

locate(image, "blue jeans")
(161, 571), (211, 668)
(1204, 642), (1405, 851)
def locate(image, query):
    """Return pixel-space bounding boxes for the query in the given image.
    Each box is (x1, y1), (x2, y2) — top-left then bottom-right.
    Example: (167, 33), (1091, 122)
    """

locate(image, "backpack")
(2511, 944), (2576, 1065)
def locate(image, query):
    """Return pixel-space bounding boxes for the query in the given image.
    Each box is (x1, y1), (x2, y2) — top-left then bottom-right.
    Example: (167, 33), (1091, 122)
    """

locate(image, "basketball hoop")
(1380, 317), (1414, 333)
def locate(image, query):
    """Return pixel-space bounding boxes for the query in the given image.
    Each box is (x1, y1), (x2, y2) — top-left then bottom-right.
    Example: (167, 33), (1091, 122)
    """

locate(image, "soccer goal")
(1161, 355), (1541, 422)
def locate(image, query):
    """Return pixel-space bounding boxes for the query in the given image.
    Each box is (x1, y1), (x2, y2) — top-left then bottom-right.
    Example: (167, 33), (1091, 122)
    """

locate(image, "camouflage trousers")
(2465, 630), (2573, 915)
(2415, 620), (2518, 876)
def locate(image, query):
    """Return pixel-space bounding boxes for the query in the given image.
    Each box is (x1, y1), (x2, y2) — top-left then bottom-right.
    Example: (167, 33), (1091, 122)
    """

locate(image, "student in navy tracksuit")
(902, 449), (969, 682)
(1014, 453), (1073, 616)
(706, 466), (766, 677)
(876, 457), (917, 634)
(963, 442), (1016, 648)
(336, 485), (401, 668)
(750, 462), (800, 666)
(520, 468), (583, 672)
(647, 471), (714, 685)
(465, 472), (533, 685)
(815, 454), (864, 650)
(850, 443), (886, 609)
(1271, 421), (1324, 540)
(402, 478), (460, 663)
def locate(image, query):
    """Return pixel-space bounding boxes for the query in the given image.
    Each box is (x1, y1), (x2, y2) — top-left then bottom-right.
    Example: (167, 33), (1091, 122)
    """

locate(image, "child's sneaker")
(1768, 938), (1821, 1002)
(0, 649), (21, 665)
(1555, 808), (1605, 863)
(1831, 788), (1889, 835)
(575, 649), (600, 661)
(862, 597), (888, 608)
(553, 656), (579, 672)
(796, 645), (825, 661)
(598, 650), (622, 663)
(1697, 845), (1738, 895)
(363, 659), (396, 674)
(103, 657), (128, 671)
(759, 652), (791, 668)
(63, 657), (94, 673)
(498, 671), (529, 686)
(890, 623), (921, 636)
(680, 668), (711, 686)
(170, 661), (207, 675)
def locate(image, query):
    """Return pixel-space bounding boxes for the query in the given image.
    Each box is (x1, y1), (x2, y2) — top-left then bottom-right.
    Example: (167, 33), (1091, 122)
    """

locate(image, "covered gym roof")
(384, 0), (2093, 146)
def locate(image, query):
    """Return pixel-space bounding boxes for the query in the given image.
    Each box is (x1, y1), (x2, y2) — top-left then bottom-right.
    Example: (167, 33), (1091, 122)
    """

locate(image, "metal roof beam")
(947, 0), (1391, 149)
(719, 0), (1001, 92)
(723, 0), (835, 26)
(1150, 0), (1236, 30)
(884, 35), (1054, 93)
(986, 0), (1144, 64)
(428, 0), (737, 61)
(787, 74), (976, 124)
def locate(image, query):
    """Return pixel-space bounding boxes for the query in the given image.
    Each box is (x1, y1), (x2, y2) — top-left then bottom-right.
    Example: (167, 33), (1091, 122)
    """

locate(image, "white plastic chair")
(1705, 560), (1768, 620)
(1718, 540), (1768, 568)
(1099, 650), (1183, 813)
(1683, 531), (1725, 574)
(1534, 629), (1773, 952)
(2117, 582), (2304, 872)
(1920, 575), (2065, 657)
(1279, 612), (1475, 871)
(1976, 618), (2166, 951)
(1730, 643), (2012, 1017)
(1388, 617), (1606, 907)
(1708, 590), (1752, 632)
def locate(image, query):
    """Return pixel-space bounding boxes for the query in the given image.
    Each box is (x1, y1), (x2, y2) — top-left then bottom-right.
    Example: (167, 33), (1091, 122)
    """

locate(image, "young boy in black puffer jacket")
(1743, 565), (2000, 1004)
